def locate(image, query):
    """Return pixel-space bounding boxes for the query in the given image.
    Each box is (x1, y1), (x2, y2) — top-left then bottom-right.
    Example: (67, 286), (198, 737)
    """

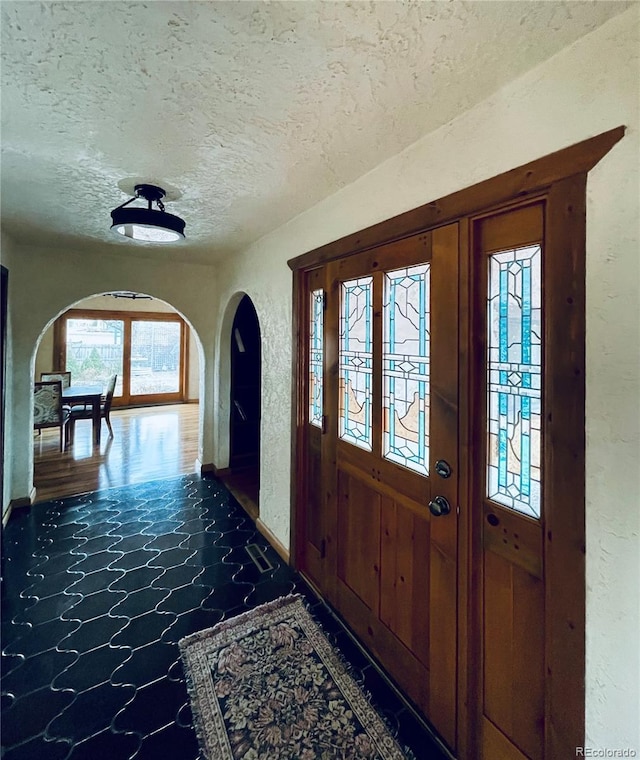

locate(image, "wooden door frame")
(288, 126), (625, 757)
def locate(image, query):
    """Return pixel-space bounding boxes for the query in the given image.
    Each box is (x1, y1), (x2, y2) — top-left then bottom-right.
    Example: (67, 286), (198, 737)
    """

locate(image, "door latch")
(428, 495), (451, 517)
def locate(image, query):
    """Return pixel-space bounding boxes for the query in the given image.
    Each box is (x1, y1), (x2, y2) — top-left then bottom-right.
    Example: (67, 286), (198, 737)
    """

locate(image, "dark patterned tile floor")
(1, 474), (449, 759)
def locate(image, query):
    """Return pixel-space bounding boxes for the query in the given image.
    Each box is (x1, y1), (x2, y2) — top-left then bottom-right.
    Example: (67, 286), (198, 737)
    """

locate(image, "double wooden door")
(292, 130), (625, 757)
(297, 202), (556, 758)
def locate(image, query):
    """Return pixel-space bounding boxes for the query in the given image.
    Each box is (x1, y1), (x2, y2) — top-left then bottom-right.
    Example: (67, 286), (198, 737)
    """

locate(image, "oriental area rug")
(179, 595), (410, 759)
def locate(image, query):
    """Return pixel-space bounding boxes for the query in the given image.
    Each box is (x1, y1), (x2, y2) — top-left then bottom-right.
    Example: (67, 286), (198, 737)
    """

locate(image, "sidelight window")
(309, 290), (324, 427)
(487, 245), (542, 518)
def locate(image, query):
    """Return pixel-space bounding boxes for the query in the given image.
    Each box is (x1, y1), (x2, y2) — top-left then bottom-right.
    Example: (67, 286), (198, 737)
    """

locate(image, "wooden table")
(63, 384), (104, 446)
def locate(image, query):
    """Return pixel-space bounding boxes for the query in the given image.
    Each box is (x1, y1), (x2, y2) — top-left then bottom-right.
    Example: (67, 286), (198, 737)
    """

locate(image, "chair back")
(41, 371), (71, 389)
(34, 381), (63, 429)
(103, 374), (117, 413)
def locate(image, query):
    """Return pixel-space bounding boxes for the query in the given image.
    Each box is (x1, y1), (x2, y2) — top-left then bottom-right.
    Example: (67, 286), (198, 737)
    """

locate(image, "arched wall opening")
(30, 290), (206, 502)
(229, 295), (261, 470)
(214, 292), (262, 518)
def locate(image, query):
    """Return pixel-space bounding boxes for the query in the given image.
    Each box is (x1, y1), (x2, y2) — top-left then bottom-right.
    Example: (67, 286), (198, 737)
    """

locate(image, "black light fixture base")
(134, 184), (166, 203)
(110, 182), (186, 243)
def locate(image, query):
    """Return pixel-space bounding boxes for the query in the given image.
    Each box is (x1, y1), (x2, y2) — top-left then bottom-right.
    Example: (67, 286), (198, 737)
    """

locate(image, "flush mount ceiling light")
(110, 184), (185, 243)
(106, 291), (153, 300)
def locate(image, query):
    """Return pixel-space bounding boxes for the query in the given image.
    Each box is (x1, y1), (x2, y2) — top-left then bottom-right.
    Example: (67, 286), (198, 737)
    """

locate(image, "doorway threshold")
(216, 466), (259, 522)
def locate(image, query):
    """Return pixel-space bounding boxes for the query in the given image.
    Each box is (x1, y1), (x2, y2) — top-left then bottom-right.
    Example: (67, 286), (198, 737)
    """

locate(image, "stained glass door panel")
(383, 263), (430, 475)
(302, 268), (329, 594)
(339, 276), (373, 450)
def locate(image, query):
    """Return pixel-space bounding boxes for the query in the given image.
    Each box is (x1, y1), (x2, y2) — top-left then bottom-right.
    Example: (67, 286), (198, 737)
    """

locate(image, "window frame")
(55, 308), (188, 407)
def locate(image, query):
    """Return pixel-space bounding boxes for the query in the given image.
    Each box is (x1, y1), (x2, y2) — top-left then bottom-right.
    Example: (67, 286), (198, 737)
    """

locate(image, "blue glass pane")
(339, 277), (373, 450)
(309, 289), (324, 427)
(382, 264), (430, 475)
(487, 245), (542, 518)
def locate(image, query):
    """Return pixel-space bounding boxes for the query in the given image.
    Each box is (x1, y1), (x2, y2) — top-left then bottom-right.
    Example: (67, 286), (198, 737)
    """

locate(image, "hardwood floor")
(33, 404), (199, 503)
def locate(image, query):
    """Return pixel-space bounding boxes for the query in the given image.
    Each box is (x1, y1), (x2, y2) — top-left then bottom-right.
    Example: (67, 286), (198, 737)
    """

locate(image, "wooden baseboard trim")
(15, 491), (35, 508)
(5, 488), (36, 522)
(195, 459), (217, 476)
(2, 503), (13, 527)
(256, 518), (290, 565)
(202, 466), (288, 567)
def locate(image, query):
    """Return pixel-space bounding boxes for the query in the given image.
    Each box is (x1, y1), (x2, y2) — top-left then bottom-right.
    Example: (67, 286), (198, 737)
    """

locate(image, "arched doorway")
(225, 294), (261, 516)
(31, 291), (204, 502)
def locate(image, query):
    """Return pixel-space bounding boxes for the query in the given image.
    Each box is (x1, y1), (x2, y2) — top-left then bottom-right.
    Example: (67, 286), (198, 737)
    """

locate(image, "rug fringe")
(179, 642), (211, 760)
(178, 593), (302, 651)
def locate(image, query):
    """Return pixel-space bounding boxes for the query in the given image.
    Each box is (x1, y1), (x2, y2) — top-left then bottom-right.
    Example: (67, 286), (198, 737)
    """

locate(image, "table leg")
(92, 399), (101, 446)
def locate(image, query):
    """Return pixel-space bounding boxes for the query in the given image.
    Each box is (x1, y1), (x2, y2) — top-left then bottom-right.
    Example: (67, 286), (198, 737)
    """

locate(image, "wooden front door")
(300, 225), (461, 750)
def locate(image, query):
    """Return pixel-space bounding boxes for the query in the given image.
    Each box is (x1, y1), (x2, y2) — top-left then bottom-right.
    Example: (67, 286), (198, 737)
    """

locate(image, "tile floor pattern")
(1, 474), (448, 760)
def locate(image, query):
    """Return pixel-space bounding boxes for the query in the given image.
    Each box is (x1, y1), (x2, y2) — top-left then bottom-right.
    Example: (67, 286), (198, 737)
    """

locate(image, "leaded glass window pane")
(339, 276), (373, 450)
(487, 245), (542, 519)
(309, 289), (324, 427)
(382, 264), (430, 475)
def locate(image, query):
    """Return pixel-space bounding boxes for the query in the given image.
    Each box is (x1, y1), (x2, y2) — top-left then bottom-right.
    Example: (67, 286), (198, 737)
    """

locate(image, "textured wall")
(214, 274), (293, 550)
(4, 246), (217, 506)
(214, 7), (639, 749)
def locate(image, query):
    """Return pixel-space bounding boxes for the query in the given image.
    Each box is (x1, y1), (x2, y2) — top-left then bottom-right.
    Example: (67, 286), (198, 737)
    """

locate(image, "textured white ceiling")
(0, 1), (631, 264)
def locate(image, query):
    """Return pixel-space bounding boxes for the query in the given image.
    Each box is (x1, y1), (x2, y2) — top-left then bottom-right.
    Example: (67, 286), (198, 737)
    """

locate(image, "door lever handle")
(428, 495), (451, 517)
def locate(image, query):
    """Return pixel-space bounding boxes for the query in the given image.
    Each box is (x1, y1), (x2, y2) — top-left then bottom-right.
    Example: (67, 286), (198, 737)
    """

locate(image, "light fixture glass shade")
(111, 207), (185, 243)
(112, 224), (181, 243)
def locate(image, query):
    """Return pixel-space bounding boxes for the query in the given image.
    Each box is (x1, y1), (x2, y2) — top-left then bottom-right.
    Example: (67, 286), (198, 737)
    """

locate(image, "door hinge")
(322, 415), (328, 434)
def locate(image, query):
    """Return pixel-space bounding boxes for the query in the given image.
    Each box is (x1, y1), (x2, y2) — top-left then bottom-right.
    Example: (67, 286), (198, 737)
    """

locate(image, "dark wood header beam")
(288, 126), (625, 272)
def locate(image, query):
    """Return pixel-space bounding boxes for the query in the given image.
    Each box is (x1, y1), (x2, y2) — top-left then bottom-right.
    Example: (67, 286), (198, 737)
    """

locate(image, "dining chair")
(40, 371), (71, 389)
(33, 380), (69, 452)
(65, 374), (117, 447)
